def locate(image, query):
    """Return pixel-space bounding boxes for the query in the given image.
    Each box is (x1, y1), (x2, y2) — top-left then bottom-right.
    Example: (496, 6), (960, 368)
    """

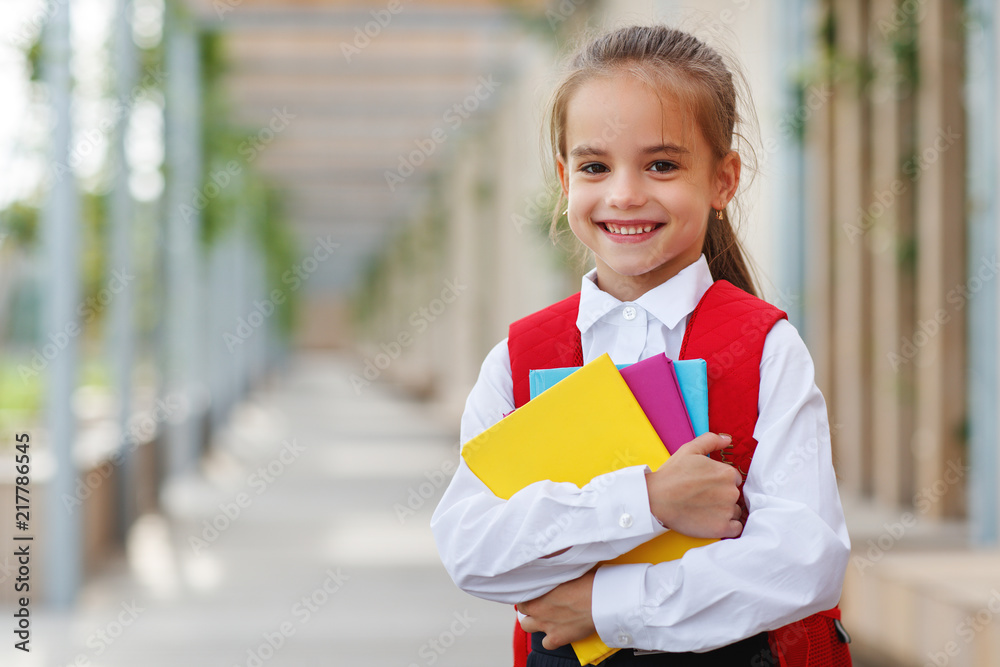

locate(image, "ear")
(713, 151), (741, 209)
(556, 155), (570, 197)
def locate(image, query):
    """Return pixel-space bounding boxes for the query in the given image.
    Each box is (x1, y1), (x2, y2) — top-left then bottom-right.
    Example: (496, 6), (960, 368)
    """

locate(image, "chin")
(601, 262), (662, 278)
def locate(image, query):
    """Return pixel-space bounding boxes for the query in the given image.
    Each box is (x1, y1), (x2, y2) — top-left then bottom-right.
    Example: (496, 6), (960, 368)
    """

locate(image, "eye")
(649, 160), (678, 173)
(580, 162), (609, 174)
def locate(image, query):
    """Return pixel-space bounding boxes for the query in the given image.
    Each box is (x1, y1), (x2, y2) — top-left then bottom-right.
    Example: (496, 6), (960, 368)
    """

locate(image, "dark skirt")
(527, 631), (775, 667)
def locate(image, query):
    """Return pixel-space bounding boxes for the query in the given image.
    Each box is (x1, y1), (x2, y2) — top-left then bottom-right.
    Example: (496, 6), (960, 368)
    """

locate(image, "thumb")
(673, 432), (732, 457)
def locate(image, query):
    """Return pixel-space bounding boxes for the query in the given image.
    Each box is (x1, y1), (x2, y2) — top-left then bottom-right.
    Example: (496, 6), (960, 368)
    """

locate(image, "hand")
(645, 432), (744, 539)
(518, 570), (597, 650)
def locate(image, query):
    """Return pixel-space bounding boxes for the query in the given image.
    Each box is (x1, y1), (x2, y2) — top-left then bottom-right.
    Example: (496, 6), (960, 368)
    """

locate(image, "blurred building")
(1, 0), (997, 665)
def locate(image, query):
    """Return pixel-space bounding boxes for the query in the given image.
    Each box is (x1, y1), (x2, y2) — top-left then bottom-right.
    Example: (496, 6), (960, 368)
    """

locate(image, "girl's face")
(557, 75), (739, 301)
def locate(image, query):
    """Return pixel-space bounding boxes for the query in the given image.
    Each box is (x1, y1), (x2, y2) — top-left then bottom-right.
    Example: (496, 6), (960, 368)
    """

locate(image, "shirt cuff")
(592, 563), (650, 648)
(591, 465), (661, 544)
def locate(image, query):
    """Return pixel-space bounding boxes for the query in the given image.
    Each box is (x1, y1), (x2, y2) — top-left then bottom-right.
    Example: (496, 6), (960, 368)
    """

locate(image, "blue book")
(529, 358), (709, 436)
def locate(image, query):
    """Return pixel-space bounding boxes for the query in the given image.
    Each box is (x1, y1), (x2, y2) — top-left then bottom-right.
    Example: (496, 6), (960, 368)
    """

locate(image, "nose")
(605, 170), (646, 209)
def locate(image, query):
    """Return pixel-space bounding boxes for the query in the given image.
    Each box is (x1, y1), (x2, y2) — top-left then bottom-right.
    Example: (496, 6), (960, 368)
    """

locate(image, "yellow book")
(461, 354), (716, 665)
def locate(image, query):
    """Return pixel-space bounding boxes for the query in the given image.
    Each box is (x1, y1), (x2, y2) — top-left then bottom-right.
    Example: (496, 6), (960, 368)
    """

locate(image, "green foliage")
(256, 184), (298, 338)
(80, 192), (110, 323)
(199, 29), (241, 247)
(195, 29), (298, 343)
(0, 202), (40, 248)
(25, 33), (42, 82)
(0, 357), (44, 447)
(886, 1), (920, 96)
(897, 234), (918, 275)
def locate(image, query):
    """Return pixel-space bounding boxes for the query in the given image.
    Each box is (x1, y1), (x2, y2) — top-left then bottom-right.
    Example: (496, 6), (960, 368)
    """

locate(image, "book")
(619, 355), (695, 454)
(529, 356), (709, 447)
(463, 354), (715, 665)
(672, 358), (708, 436)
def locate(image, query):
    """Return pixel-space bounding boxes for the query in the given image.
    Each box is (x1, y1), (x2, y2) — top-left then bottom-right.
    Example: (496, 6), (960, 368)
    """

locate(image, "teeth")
(605, 223), (656, 235)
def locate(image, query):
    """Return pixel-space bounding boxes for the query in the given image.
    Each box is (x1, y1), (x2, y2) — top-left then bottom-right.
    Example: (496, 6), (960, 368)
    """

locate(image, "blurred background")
(0, 0), (997, 665)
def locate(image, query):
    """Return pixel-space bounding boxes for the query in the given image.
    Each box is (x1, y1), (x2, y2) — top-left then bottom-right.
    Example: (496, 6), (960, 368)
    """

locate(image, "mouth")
(598, 220), (665, 241)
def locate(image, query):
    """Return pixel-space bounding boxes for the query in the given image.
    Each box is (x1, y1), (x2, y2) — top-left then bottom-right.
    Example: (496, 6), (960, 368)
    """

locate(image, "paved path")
(5, 352), (511, 667)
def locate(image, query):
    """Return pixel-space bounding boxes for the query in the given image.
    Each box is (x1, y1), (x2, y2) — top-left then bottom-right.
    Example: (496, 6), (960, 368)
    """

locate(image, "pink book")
(620, 354), (695, 454)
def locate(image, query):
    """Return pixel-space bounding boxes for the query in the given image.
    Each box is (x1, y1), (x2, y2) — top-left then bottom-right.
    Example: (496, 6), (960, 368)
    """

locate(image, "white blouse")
(430, 255), (851, 653)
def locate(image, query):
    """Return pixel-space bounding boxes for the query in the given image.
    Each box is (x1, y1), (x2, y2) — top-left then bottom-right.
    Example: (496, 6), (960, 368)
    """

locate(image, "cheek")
(567, 216), (599, 248)
(660, 184), (709, 215)
(567, 184), (595, 213)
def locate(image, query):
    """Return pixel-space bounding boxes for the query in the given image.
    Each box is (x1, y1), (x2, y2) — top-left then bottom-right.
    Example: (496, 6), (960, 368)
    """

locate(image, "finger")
(674, 432), (732, 457)
(726, 519), (744, 538)
(519, 615), (538, 634)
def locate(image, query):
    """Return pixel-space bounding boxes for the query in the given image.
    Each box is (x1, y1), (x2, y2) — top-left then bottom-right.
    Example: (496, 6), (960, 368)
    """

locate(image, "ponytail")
(703, 211), (758, 297)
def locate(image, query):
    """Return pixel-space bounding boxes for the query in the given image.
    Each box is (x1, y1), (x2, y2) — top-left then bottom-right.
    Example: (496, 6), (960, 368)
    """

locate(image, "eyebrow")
(569, 143), (691, 158)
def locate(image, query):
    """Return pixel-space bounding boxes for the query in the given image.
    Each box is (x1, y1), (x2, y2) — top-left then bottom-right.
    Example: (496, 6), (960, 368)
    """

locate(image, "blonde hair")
(547, 24), (759, 295)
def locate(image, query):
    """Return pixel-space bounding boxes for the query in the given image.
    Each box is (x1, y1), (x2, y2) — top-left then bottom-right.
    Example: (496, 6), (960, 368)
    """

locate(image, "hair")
(546, 24), (759, 296)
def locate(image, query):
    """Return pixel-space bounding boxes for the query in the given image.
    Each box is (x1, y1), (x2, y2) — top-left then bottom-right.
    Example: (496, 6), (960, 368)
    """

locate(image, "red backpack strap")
(507, 293), (583, 667)
(512, 612), (531, 667)
(508, 293), (583, 667)
(678, 279), (786, 485)
(508, 292), (583, 409)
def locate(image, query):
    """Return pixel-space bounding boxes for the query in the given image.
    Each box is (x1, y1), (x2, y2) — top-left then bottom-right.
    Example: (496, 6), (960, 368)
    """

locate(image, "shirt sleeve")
(591, 319), (851, 652)
(430, 338), (669, 604)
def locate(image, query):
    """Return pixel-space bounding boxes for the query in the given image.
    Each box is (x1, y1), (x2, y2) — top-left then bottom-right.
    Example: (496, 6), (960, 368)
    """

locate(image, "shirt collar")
(577, 254), (715, 334)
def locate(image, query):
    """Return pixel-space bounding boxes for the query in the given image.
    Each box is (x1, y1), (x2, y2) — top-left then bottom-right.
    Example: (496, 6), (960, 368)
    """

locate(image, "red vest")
(507, 280), (850, 667)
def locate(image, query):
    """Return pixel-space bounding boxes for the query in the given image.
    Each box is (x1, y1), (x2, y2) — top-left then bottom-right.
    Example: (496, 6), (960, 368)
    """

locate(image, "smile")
(599, 221), (664, 236)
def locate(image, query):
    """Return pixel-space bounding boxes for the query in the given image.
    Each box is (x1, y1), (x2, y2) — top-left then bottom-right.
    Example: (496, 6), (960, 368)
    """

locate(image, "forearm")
(431, 459), (666, 604)
(592, 499), (849, 652)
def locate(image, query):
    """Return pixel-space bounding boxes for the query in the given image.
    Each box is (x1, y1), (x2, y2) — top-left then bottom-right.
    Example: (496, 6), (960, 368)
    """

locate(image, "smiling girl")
(432, 24), (852, 667)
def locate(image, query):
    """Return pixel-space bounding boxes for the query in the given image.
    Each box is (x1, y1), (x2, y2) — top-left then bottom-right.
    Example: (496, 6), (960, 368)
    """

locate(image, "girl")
(431, 24), (851, 667)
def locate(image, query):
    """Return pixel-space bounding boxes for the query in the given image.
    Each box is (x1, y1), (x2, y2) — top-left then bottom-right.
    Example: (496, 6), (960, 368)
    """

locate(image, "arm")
(430, 339), (666, 604)
(588, 320), (851, 653)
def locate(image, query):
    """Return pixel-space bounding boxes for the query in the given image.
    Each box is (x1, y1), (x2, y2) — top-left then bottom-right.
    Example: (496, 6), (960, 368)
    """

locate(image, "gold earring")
(563, 207), (569, 216)
(715, 209), (724, 220)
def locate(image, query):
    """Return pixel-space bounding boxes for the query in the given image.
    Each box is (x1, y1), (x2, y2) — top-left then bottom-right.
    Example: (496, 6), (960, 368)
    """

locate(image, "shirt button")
(622, 306), (637, 320)
(619, 513), (633, 528)
(617, 632), (632, 645)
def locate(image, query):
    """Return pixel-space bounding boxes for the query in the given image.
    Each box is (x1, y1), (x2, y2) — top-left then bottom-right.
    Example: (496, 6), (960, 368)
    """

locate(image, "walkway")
(8, 352), (510, 666)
